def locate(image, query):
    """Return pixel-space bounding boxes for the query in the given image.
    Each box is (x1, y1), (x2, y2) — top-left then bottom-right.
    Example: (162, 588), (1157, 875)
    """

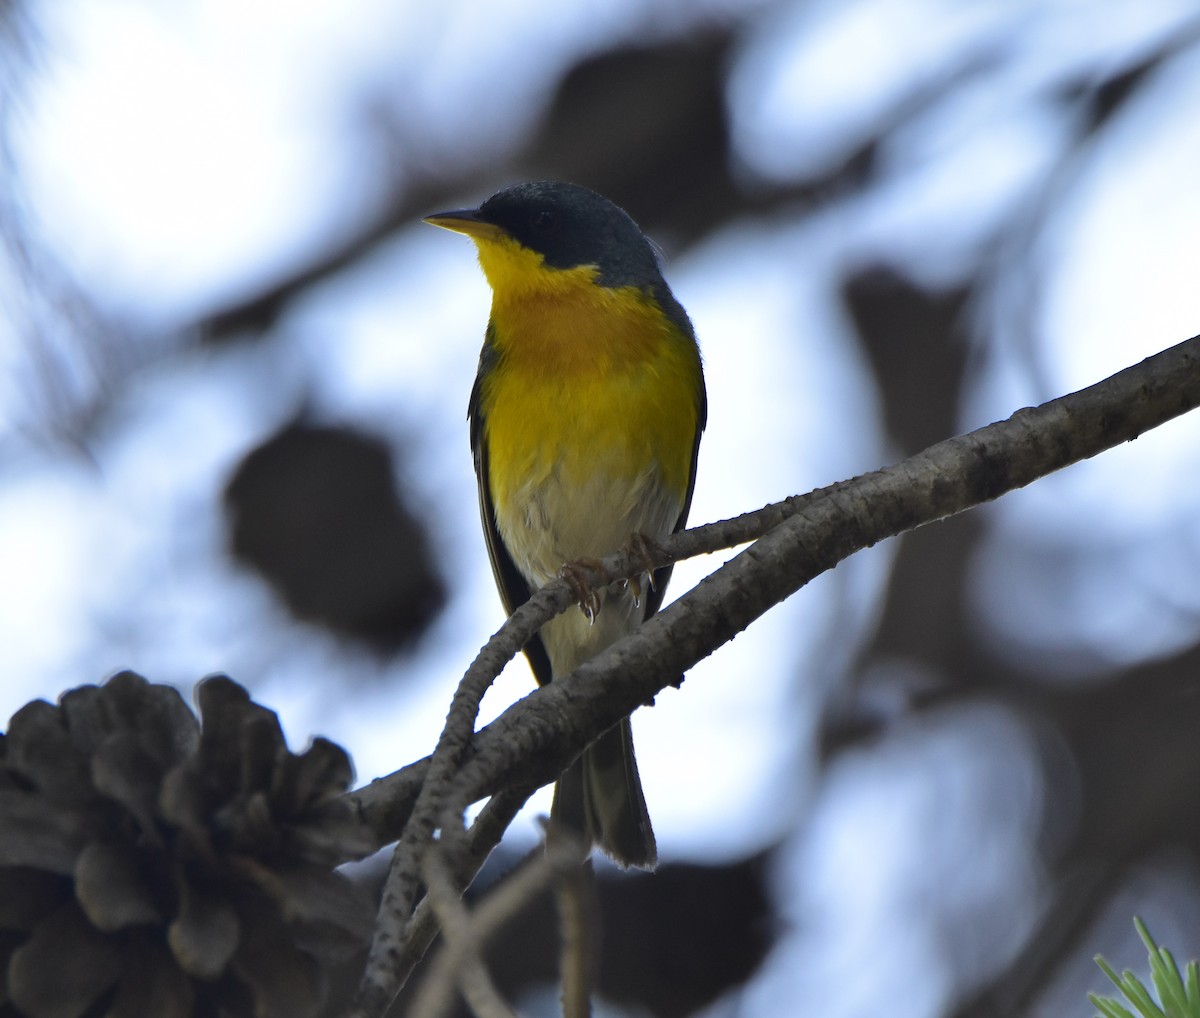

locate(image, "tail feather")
(552, 718), (656, 869)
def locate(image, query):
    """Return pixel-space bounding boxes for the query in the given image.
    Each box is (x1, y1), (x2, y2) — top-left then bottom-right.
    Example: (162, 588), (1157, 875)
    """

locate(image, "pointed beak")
(423, 208), (507, 242)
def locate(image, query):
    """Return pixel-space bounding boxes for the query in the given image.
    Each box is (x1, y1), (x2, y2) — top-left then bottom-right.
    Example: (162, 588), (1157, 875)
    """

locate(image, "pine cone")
(0, 671), (377, 1018)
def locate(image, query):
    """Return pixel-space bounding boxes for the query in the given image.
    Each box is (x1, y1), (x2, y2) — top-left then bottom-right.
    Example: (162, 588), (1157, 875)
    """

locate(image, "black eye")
(530, 209), (558, 233)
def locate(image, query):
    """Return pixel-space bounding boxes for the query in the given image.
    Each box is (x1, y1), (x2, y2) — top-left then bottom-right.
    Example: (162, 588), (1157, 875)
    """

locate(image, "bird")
(425, 181), (706, 869)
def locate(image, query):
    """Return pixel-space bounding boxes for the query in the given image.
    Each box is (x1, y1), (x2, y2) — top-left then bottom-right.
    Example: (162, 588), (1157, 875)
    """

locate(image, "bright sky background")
(4, 1), (1200, 1016)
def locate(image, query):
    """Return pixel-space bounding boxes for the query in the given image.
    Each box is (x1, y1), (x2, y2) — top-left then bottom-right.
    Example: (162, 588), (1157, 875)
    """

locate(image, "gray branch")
(345, 333), (1200, 1017)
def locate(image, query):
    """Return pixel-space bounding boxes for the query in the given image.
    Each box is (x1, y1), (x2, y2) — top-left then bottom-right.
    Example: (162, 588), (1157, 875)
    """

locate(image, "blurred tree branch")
(343, 334), (1200, 1017)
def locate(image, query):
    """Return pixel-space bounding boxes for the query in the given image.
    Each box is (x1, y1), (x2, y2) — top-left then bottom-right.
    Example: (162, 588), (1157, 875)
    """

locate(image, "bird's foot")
(559, 558), (605, 624)
(624, 533), (667, 608)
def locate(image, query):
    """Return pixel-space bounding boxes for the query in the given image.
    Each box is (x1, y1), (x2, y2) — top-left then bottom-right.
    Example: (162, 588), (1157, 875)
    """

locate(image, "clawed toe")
(559, 558), (604, 623)
(625, 533), (666, 607)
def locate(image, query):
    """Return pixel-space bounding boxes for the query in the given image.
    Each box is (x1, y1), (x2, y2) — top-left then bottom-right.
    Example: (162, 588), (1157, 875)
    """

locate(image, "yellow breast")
(478, 265), (701, 584)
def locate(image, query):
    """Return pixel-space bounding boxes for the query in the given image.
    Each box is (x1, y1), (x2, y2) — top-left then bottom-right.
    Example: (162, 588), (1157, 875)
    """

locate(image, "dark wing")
(642, 361), (707, 623)
(469, 334), (554, 686)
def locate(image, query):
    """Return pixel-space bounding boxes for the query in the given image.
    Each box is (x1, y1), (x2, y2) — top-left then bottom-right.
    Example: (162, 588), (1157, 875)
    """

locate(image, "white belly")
(495, 461), (683, 675)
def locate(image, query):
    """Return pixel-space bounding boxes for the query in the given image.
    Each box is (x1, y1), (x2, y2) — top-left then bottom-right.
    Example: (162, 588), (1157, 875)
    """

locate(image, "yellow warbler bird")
(425, 181), (705, 868)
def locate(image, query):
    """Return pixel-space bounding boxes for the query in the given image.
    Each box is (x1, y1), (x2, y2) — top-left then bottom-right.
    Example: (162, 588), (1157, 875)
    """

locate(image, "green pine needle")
(1092, 919), (1200, 1018)
(1088, 991), (1140, 1018)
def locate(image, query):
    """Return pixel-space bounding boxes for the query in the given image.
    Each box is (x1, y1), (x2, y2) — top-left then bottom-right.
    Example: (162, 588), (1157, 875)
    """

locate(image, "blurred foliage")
(224, 421), (445, 654)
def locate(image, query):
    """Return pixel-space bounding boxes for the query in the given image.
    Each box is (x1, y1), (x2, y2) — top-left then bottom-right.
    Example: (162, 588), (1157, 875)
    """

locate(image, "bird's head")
(425, 181), (664, 299)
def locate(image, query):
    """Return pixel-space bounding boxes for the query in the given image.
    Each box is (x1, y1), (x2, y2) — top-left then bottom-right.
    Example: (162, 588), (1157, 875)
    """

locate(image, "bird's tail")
(552, 718), (657, 869)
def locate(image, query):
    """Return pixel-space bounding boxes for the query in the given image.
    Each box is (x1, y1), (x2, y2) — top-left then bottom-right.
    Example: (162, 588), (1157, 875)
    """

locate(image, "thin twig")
(414, 851), (519, 1018)
(411, 829), (589, 1018)
(555, 855), (596, 1018)
(353, 633), (525, 1015)
(346, 786), (535, 1018)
